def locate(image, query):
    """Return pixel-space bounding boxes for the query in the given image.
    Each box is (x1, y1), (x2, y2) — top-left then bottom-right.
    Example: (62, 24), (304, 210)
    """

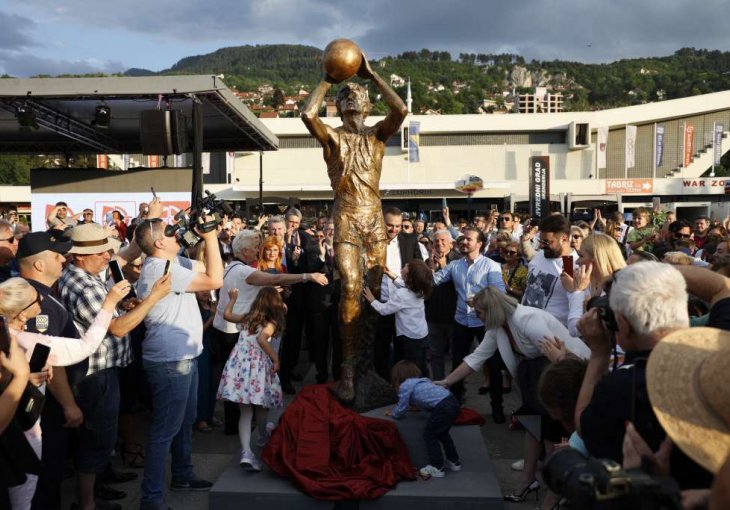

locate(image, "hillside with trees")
(151, 45), (730, 114)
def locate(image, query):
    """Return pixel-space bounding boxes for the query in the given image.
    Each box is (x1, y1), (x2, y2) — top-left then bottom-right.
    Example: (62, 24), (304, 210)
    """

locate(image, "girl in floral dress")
(217, 286), (285, 471)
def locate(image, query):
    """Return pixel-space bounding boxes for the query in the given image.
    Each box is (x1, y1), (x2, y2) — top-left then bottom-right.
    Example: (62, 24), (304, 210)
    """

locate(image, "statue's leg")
(334, 241), (361, 402)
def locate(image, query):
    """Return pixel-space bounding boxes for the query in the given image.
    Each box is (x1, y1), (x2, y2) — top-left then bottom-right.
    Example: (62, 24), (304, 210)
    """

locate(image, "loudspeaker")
(140, 110), (188, 155)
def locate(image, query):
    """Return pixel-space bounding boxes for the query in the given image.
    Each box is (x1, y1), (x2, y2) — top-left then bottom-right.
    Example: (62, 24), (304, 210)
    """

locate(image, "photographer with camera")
(574, 261), (713, 492)
(133, 215), (223, 509)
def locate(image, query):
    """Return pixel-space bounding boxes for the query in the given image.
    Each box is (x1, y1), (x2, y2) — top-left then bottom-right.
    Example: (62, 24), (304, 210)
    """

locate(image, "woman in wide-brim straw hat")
(647, 327), (730, 475)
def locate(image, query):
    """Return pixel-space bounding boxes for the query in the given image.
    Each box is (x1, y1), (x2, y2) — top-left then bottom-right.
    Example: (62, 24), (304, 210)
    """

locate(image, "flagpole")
(652, 123), (657, 179)
(711, 122), (716, 177)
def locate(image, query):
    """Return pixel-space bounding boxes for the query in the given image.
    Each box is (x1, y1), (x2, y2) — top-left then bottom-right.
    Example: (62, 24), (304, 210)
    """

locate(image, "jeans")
(424, 394), (460, 468)
(75, 368), (120, 473)
(426, 322), (452, 380)
(141, 358), (198, 509)
(450, 322), (484, 400)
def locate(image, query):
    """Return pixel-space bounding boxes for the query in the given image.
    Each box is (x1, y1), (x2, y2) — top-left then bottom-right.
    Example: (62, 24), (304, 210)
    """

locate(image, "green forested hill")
(146, 45), (730, 114)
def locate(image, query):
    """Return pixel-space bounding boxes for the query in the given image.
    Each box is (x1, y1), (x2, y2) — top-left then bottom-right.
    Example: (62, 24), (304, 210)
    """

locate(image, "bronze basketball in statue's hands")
(322, 39), (362, 83)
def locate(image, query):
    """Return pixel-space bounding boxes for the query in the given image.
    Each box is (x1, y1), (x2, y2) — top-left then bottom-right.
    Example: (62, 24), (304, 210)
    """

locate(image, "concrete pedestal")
(209, 406), (504, 509)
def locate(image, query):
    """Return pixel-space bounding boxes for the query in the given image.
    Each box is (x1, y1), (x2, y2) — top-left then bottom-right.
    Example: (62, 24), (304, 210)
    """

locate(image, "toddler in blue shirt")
(389, 360), (462, 479)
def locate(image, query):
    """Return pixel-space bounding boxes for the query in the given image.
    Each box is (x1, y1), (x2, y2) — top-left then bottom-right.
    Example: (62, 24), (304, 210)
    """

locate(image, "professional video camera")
(543, 448), (682, 510)
(164, 190), (233, 249)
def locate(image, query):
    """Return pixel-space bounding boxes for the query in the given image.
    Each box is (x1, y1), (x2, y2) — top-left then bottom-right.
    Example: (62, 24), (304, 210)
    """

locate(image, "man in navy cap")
(16, 231), (86, 510)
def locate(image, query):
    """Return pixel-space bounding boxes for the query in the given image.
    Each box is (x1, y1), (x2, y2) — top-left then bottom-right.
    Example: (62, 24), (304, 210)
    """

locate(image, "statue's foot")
(336, 364), (355, 403)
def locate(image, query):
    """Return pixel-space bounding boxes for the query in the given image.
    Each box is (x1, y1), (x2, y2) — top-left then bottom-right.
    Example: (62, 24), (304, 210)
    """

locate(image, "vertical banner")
(655, 124), (665, 168)
(148, 155), (160, 168)
(714, 123), (724, 166)
(408, 121), (420, 163)
(625, 125), (637, 169)
(202, 152), (211, 175)
(122, 154), (130, 170)
(226, 151), (236, 182)
(173, 154), (185, 168)
(684, 124), (695, 167)
(96, 154), (109, 169)
(597, 126), (608, 169)
(529, 156), (550, 220)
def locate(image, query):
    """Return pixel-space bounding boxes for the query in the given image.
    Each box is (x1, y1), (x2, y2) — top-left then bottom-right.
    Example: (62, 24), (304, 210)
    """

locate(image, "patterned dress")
(217, 327), (283, 408)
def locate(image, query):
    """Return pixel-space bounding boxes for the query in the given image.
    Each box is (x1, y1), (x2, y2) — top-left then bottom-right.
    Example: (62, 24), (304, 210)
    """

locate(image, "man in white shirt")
(521, 215), (577, 327)
(374, 207), (423, 380)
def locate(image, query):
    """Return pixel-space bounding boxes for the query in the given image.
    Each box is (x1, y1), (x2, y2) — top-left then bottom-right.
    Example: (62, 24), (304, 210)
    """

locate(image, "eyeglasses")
(504, 250), (518, 255)
(0, 236), (15, 244)
(538, 238), (552, 246)
(675, 233), (691, 238)
(571, 234), (583, 240)
(18, 288), (43, 316)
(499, 217), (512, 222)
(402, 225), (413, 230)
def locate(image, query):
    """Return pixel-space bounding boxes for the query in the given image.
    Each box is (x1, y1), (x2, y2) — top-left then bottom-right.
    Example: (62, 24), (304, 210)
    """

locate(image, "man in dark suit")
(280, 208), (323, 394)
(373, 207), (423, 380)
(305, 221), (337, 384)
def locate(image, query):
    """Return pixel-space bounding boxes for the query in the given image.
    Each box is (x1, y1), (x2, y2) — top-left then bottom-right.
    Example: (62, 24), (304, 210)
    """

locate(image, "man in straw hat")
(575, 261), (713, 490)
(58, 198), (172, 510)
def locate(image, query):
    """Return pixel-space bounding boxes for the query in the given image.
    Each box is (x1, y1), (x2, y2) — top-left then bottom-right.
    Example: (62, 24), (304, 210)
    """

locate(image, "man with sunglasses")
(497, 211), (521, 242)
(0, 220), (18, 283)
(521, 215), (577, 327)
(652, 219), (693, 260)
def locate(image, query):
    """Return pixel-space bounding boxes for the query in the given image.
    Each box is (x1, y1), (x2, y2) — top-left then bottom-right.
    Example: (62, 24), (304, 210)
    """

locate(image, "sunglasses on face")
(0, 235), (15, 244)
(675, 233), (691, 238)
(499, 217), (512, 222)
(18, 288), (43, 315)
(504, 250), (518, 255)
(571, 234), (583, 240)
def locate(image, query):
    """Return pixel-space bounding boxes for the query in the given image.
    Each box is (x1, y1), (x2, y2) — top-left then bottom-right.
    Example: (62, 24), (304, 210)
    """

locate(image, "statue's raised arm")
(356, 55), (408, 142)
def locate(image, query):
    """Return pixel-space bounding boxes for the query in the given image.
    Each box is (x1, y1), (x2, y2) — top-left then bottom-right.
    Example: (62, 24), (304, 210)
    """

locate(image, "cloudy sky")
(1, 0), (728, 77)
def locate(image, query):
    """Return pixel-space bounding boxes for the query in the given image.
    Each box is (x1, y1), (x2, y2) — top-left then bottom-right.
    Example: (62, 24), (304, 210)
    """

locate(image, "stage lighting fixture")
(16, 103), (39, 130)
(92, 104), (112, 129)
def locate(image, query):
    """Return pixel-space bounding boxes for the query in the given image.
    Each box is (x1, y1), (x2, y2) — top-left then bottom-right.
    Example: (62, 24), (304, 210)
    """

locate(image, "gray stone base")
(209, 406), (504, 510)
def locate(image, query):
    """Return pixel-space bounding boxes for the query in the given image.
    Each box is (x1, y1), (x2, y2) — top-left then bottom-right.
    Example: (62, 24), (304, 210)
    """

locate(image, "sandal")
(121, 443), (145, 469)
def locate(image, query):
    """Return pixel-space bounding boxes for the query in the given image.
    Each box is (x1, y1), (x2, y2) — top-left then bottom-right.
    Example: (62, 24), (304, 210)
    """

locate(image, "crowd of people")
(0, 199), (729, 510)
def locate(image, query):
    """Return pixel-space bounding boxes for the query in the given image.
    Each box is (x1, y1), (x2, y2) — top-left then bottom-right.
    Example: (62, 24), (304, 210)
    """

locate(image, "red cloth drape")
(262, 385), (416, 500)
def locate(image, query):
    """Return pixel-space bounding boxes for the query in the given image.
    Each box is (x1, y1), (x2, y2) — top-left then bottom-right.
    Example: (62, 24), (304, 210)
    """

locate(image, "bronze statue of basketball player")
(301, 54), (407, 405)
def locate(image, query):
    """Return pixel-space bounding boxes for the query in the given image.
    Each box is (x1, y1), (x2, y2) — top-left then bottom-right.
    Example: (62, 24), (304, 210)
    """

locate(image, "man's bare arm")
(358, 56), (407, 142)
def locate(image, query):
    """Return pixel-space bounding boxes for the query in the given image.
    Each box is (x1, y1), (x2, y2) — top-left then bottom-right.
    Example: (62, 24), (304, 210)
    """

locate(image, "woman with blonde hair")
(437, 287), (589, 507)
(0, 276), (134, 509)
(561, 233), (626, 337)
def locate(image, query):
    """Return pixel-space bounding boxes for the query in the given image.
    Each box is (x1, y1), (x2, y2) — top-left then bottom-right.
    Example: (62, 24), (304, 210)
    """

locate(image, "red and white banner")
(32, 192), (191, 231)
(684, 124), (695, 167)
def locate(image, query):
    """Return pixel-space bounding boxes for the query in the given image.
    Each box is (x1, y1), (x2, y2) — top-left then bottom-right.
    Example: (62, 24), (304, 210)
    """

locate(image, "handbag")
(15, 382), (45, 431)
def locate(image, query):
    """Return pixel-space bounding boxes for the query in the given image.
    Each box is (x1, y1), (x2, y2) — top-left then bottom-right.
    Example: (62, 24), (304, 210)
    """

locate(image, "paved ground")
(60, 356), (544, 510)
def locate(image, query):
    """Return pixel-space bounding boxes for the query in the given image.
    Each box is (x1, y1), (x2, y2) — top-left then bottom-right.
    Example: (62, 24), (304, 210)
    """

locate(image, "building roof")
(0, 75), (278, 154)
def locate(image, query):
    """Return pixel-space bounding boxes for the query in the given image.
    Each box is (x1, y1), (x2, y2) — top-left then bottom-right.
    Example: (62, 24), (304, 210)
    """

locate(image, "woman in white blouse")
(436, 286), (589, 508)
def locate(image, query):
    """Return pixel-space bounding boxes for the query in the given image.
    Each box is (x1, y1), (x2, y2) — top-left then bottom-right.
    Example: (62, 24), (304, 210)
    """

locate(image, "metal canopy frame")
(0, 75), (278, 154)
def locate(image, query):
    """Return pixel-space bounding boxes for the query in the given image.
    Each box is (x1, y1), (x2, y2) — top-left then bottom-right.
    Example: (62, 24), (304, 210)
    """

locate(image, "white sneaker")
(419, 465), (445, 479)
(255, 422), (276, 448)
(511, 459), (525, 471)
(240, 450), (262, 472)
(444, 459), (462, 472)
